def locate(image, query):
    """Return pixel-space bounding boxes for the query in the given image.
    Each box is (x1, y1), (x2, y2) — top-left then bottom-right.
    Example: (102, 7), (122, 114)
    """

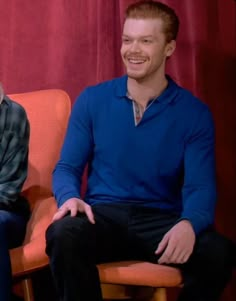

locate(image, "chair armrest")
(10, 196), (57, 277)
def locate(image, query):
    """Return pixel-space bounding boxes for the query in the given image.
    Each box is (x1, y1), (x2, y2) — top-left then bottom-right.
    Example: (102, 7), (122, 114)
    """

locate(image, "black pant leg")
(128, 206), (234, 301)
(178, 229), (235, 301)
(46, 214), (102, 301)
(128, 206), (179, 262)
(45, 204), (130, 301)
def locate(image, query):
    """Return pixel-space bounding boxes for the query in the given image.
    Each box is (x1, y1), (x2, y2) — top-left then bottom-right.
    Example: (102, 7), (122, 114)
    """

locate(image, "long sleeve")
(181, 107), (217, 234)
(53, 89), (93, 207)
(0, 100), (29, 206)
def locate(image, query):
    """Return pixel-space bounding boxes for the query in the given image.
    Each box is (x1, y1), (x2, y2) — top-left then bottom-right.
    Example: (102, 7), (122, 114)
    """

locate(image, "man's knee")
(194, 230), (235, 276)
(45, 215), (94, 256)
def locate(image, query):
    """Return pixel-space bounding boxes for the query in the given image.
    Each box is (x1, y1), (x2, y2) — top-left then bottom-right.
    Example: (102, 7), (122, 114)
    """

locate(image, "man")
(46, 1), (235, 301)
(0, 83), (30, 301)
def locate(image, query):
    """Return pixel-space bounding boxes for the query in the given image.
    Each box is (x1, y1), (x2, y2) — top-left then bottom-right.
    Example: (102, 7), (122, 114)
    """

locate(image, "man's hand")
(155, 220), (195, 264)
(52, 198), (95, 224)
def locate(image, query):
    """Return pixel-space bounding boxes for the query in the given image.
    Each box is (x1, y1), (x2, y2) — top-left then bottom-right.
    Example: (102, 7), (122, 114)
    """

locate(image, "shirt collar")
(115, 74), (180, 105)
(115, 75), (128, 98)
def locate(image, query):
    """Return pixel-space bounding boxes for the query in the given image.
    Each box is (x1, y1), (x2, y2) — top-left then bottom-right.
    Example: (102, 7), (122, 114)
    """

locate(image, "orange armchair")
(8, 89), (71, 300)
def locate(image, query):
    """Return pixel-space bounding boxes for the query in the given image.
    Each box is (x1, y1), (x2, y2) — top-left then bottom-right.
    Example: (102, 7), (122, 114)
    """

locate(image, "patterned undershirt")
(127, 93), (157, 126)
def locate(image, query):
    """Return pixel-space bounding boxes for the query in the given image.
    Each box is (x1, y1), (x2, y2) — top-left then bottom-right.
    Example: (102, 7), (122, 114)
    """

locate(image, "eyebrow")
(122, 34), (154, 38)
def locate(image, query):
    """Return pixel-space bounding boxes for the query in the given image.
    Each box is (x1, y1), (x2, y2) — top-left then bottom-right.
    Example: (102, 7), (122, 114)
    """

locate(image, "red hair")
(125, 1), (179, 42)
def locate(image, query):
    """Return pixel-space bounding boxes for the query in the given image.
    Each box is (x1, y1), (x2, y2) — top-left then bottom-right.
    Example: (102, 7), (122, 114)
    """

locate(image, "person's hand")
(52, 197), (95, 224)
(155, 220), (195, 264)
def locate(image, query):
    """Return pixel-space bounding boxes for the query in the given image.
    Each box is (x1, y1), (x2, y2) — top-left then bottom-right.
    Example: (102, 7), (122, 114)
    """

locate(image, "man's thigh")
(127, 207), (180, 262)
(92, 203), (132, 262)
(182, 229), (235, 273)
(172, 228), (236, 295)
(46, 203), (132, 263)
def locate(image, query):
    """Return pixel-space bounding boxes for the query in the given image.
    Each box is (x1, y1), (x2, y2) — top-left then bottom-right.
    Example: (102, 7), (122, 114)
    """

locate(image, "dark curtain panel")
(0, 0), (235, 300)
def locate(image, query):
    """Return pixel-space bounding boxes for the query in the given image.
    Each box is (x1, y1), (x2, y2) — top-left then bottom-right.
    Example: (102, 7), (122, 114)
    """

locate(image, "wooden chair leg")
(101, 283), (134, 299)
(22, 278), (34, 301)
(149, 288), (167, 301)
(101, 284), (167, 301)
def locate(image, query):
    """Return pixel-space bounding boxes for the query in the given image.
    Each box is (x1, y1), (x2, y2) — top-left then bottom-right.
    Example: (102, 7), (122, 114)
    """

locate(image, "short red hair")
(125, 1), (179, 42)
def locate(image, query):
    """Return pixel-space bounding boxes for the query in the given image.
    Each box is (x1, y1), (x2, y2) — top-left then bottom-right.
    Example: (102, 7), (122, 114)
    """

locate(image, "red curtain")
(0, 0), (235, 300)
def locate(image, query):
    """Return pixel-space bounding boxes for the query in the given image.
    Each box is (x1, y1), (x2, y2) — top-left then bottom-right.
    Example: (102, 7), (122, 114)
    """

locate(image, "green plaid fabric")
(0, 95), (30, 214)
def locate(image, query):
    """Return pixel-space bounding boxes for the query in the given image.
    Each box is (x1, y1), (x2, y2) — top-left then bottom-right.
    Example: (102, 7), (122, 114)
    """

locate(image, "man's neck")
(127, 74), (168, 109)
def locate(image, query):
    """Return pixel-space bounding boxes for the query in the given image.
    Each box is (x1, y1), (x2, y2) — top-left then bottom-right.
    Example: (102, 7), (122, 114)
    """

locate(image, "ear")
(165, 40), (176, 57)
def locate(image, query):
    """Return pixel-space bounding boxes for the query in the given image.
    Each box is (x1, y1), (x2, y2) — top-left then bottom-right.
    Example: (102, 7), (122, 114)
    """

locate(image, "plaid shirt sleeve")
(0, 97), (30, 206)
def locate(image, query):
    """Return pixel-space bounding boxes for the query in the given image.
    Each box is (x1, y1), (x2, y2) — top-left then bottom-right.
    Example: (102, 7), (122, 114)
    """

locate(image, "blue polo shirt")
(53, 75), (216, 234)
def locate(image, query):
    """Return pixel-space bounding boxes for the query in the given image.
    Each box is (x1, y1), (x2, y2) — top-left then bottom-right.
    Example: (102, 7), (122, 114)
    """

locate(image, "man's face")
(121, 18), (175, 81)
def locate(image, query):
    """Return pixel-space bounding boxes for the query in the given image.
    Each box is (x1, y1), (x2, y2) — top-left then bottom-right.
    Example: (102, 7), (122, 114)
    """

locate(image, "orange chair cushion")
(98, 261), (182, 287)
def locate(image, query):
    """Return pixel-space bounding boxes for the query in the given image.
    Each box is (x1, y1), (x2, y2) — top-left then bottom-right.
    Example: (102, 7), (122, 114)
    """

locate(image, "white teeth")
(128, 59), (145, 64)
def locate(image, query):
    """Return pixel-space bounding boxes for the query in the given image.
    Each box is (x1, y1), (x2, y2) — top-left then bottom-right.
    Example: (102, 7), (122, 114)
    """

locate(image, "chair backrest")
(8, 89), (71, 208)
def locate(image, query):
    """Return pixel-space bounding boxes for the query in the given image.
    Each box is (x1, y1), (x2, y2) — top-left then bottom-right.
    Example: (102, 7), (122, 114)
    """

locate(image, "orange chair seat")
(98, 261), (182, 287)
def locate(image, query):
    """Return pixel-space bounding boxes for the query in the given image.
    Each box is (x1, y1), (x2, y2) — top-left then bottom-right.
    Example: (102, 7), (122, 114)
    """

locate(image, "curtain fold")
(0, 1), (235, 300)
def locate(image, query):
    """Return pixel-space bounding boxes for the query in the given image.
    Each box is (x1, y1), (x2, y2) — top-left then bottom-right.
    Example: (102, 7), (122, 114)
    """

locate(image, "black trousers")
(46, 203), (235, 301)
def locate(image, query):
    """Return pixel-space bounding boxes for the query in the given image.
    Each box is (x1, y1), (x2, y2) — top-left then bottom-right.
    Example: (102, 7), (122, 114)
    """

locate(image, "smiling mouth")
(128, 58), (146, 64)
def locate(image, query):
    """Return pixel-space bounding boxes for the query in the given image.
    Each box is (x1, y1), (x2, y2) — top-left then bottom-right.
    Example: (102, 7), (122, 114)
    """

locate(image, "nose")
(129, 40), (141, 52)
